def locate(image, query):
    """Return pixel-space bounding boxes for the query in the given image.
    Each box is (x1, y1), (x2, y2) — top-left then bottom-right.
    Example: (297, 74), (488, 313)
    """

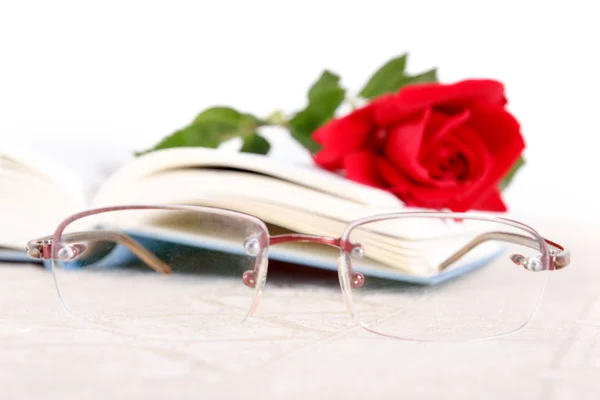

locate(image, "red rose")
(312, 79), (524, 212)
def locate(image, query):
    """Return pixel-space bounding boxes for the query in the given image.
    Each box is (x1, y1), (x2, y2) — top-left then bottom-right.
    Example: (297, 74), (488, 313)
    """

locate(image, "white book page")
(0, 139), (130, 249)
(92, 147), (403, 209)
(2, 139), (132, 203)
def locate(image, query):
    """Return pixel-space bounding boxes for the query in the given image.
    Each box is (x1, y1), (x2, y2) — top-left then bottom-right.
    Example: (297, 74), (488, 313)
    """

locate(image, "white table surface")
(1, 220), (597, 400)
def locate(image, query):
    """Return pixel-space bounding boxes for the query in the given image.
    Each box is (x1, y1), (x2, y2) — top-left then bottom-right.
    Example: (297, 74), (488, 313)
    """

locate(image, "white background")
(0, 0), (598, 223)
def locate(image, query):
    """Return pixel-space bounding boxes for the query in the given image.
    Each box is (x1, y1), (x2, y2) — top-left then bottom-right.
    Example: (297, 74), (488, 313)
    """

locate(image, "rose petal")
(389, 181), (468, 210)
(378, 157), (488, 211)
(450, 125), (491, 182)
(371, 93), (415, 127)
(313, 147), (344, 170)
(376, 102), (521, 212)
(466, 103), (524, 154)
(312, 105), (374, 170)
(422, 124), (490, 183)
(427, 105), (522, 211)
(422, 109), (471, 149)
(343, 150), (387, 188)
(376, 157), (414, 187)
(383, 109), (432, 183)
(462, 103), (524, 193)
(421, 139), (471, 185)
(417, 109), (474, 187)
(471, 188), (508, 212)
(377, 157), (461, 208)
(425, 129), (493, 210)
(396, 79), (507, 112)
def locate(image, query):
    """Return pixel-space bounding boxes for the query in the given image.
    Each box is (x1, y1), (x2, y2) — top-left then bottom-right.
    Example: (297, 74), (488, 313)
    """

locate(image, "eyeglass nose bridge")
(241, 233), (366, 289)
(269, 233), (348, 249)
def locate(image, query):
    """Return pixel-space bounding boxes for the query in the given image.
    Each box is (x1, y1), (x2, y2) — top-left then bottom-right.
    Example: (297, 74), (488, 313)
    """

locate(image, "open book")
(0, 147), (501, 284)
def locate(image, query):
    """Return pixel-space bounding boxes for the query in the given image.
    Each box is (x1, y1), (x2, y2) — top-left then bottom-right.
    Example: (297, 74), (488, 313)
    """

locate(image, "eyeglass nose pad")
(348, 243), (365, 289)
(57, 243), (88, 260)
(241, 235), (269, 322)
(242, 237), (262, 289)
(242, 270), (257, 288)
(510, 254), (544, 271)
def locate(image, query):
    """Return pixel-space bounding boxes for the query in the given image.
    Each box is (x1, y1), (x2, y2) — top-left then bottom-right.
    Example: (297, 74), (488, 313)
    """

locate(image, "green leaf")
(289, 126), (322, 153)
(288, 70), (346, 153)
(144, 121), (238, 152)
(499, 156), (525, 190)
(404, 68), (438, 85)
(240, 133), (270, 155)
(359, 54), (439, 99)
(193, 106), (258, 126)
(359, 54), (408, 99)
(307, 70), (345, 105)
(138, 106), (261, 155)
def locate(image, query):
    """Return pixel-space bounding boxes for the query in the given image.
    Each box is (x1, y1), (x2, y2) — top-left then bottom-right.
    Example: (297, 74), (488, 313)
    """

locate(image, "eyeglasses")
(26, 204), (570, 341)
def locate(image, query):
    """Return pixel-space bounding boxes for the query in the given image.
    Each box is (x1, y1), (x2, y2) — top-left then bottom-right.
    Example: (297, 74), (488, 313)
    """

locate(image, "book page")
(92, 147), (403, 209)
(2, 139), (131, 203)
(0, 139), (129, 250)
(88, 162), (503, 276)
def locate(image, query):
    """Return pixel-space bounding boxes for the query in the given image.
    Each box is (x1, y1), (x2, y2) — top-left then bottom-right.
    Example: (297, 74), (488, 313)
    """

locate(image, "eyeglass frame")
(25, 204), (571, 324)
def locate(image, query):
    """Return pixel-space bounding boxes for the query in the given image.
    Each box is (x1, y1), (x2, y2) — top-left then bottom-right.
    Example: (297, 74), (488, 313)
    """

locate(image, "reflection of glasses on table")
(26, 204), (570, 341)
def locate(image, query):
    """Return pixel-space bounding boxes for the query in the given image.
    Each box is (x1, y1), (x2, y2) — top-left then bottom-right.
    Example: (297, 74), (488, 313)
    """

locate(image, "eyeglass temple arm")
(438, 231), (571, 272)
(26, 231), (172, 274)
